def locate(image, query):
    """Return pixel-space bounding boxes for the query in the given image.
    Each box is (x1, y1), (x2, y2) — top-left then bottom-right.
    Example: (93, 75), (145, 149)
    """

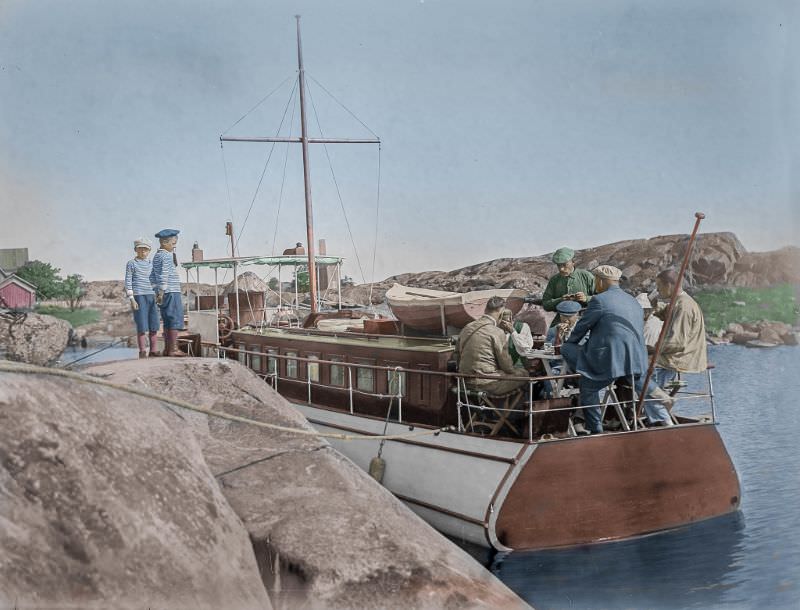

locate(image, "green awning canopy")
(181, 255), (344, 270)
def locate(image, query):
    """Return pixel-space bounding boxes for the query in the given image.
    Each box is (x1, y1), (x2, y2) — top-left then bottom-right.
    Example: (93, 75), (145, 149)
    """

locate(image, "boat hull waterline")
(295, 404), (741, 551)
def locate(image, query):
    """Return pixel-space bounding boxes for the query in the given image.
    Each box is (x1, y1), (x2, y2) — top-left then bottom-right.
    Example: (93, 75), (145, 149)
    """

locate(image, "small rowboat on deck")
(386, 283), (527, 334)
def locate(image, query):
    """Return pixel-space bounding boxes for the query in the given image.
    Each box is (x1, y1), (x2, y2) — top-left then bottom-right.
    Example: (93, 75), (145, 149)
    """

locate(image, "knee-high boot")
(165, 329), (186, 357)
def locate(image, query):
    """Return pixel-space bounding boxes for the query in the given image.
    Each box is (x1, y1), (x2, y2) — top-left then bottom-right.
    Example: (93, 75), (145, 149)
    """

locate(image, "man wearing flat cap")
(560, 265), (673, 433)
(542, 247), (595, 327)
(150, 228), (185, 357)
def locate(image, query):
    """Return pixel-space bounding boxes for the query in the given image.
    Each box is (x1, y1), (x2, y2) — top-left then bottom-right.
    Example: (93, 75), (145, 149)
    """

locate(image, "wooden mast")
(295, 15), (319, 313)
(219, 16), (380, 314)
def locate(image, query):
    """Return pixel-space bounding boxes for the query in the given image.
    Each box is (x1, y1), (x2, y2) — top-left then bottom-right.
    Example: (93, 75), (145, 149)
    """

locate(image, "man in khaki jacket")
(457, 296), (528, 396)
(653, 269), (708, 389)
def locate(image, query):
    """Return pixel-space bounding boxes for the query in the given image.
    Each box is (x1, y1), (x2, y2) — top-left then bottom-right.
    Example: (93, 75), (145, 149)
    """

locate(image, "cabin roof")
(235, 327), (454, 353)
(182, 254), (344, 270)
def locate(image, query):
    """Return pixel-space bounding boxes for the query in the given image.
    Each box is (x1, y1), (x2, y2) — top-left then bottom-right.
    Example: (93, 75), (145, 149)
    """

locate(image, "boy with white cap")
(150, 228), (185, 357)
(124, 238), (159, 358)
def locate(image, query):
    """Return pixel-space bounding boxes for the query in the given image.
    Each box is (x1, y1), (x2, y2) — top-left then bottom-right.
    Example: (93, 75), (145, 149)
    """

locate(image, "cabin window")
(355, 359), (376, 393)
(307, 354), (320, 383)
(266, 349), (278, 375)
(286, 351), (298, 379)
(388, 370), (406, 397)
(329, 356), (345, 387)
(249, 346), (261, 372)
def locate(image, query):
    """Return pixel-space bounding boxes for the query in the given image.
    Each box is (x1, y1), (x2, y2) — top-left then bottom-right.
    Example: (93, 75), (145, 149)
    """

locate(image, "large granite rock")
(341, 232), (796, 305)
(0, 312), (71, 365)
(86, 358), (528, 610)
(0, 364), (272, 609)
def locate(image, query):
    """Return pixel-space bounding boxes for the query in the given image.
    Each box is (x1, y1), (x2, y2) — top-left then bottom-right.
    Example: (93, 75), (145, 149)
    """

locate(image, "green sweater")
(542, 268), (596, 326)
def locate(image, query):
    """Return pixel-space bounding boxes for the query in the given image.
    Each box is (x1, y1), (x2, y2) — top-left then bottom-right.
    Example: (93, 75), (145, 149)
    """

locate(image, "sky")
(1, 0), (798, 283)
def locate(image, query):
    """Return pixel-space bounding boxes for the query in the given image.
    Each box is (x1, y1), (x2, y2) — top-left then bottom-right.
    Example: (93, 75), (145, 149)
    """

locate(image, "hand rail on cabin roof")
(214, 342), (580, 384)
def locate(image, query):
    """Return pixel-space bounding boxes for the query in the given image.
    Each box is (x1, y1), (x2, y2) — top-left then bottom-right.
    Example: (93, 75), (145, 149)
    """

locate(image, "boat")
(182, 17), (741, 552)
(386, 283), (527, 334)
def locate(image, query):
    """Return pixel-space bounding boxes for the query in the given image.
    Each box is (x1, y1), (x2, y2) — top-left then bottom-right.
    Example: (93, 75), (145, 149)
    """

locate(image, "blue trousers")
(159, 292), (185, 330)
(132, 294), (160, 333)
(560, 343), (672, 432)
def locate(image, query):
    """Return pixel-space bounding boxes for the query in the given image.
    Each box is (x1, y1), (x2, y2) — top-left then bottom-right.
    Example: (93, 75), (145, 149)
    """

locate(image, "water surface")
(488, 345), (800, 610)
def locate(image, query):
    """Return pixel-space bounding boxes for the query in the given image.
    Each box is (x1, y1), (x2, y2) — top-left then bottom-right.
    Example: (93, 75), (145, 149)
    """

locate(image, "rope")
(306, 81), (368, 284)
(0, 361), (452, 442)
(367, 143), (382, 308)
(221, 74), (294, 136)
(270, 81), (298, 256)
(238, 78), (299, 244)
(220, 144), (238, 256)
(306, 73), (379, 138)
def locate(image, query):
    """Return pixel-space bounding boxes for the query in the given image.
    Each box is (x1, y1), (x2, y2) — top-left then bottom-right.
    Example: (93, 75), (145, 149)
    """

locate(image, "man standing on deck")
(458, 297), (528, 396)
(542, 247), (595, 327)
(652, 269), (707, 388)
(561, 265), (673, 433)
(150, 228), (186, 357)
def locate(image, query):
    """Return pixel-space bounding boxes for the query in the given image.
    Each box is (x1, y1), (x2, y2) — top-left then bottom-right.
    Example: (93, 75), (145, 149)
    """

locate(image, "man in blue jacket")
(561, 265), (672, 433)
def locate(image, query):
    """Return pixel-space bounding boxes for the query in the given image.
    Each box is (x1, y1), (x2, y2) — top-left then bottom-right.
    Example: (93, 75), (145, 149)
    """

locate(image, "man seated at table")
(561, 265), (673, 433)
(546, 300), (583, 347)
(458, 296), (528, 397)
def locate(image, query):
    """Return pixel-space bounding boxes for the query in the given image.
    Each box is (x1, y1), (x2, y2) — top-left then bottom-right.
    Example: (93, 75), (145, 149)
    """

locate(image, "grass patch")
(693, 284), (798, 334)
(35, 305), (101, 327)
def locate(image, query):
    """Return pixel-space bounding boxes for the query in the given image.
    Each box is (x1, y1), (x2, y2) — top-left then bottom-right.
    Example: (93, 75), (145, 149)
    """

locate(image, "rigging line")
(270, 79), (298, 257)
(367, 144), (382, 308)
(238, 77), (299, 245)
(220, 143), (238, 256)
(306, 73), (379, 138)
(306, 81), (368, 284)
(221, 74), (294, 136)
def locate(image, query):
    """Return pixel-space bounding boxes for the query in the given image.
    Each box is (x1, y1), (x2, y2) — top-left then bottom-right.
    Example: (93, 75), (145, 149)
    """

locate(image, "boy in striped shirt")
(124, 238), (160, 358)
(150, 228), (186, 357)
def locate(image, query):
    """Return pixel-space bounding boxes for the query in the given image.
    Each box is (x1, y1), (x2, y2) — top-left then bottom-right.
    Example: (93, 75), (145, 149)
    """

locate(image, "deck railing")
(207, 342), (716, 442)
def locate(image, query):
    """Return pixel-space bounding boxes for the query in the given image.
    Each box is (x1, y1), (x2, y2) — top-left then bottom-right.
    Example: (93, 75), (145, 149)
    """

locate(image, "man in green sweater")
(542, 247), (595, 327)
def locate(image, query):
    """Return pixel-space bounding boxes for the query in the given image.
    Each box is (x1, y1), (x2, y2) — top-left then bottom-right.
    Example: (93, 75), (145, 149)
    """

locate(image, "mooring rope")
(0, 361), (452, 442)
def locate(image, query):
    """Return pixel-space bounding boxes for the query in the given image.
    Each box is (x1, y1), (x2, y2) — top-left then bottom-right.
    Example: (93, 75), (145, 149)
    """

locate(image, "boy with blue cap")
(124, 237), (159, 358)
(150, 228), (186, 357)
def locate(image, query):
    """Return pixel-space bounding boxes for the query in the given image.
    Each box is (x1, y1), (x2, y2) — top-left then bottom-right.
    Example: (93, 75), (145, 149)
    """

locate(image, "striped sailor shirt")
(124, 258), (155, 297)
(150, 249), (182, 294)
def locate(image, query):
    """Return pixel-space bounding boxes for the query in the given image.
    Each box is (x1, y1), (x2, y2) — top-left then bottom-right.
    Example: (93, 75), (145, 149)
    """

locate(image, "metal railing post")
(348, 366), (354, 414)
(707, 368), (716, 423)
(528, 381), (534, 441)
(394, 366), (403, 423)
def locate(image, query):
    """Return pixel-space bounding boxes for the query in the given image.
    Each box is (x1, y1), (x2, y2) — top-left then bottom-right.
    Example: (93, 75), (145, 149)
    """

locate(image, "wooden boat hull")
(296, 404), (741, 551)
(386, 284), (527, 333)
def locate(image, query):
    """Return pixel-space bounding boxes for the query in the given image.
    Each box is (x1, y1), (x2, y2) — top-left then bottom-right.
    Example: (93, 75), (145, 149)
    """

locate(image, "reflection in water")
(492, 513), (745, 610)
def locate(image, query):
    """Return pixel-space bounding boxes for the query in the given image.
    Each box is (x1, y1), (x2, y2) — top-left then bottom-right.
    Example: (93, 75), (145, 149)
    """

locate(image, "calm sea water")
(57, 344), (140, 367)
(486, 344), (800, 610)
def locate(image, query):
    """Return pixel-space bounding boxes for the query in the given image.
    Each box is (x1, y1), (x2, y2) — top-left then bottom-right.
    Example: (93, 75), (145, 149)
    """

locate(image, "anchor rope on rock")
(0, 361), (453, 442)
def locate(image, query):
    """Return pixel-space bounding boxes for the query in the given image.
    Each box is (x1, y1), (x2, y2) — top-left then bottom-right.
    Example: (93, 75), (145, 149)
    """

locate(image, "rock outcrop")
(0, 365), (272, 609)
(0, 312), (71, 365)
(80, 359), (528, 609)
(341, 232), (798, 304)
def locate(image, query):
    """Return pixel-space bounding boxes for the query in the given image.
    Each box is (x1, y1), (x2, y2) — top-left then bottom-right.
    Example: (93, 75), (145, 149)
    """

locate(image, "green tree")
(60, 274), (86, 311)
(294, 268), (310, 293)
(15, 260), (63, 300)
